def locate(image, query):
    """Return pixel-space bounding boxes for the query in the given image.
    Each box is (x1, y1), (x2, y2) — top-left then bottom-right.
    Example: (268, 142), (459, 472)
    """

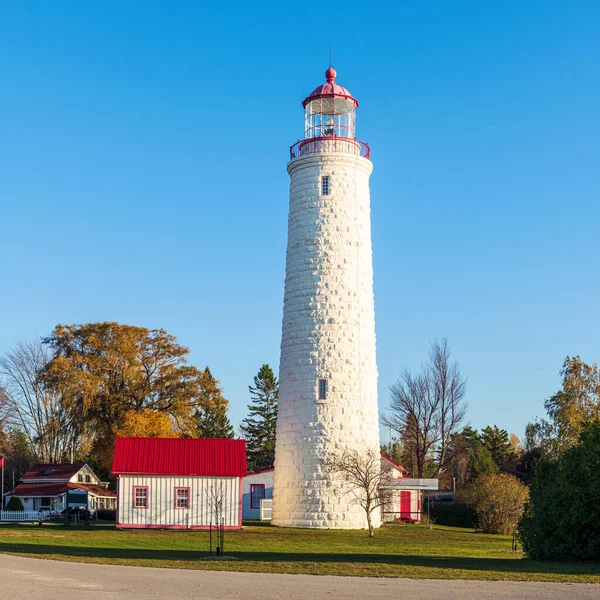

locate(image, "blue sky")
(1, 1), (598, 441)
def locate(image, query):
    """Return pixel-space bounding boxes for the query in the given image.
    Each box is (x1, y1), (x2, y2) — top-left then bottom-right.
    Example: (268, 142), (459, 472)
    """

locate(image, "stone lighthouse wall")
(272, 151), (381, 529)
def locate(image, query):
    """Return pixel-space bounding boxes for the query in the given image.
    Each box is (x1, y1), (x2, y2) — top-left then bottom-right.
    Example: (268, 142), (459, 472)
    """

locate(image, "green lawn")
(0, 521), (598, 582)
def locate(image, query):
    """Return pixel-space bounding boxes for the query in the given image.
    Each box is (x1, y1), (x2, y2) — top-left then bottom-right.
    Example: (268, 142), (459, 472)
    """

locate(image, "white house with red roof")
(382, 455), (422, 523)
(112, 437), (247, 530)
(9, 463), (116, 513)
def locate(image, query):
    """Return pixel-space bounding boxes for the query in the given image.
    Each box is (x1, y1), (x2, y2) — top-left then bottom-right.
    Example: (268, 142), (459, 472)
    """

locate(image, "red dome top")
(302, 67), (359, 108)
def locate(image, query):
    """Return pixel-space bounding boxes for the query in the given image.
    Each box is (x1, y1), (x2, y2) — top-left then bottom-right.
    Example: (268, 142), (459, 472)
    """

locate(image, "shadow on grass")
(0, 542), (598, 577)
(242, 520), (273, 528)
(0, 523), (116, 532)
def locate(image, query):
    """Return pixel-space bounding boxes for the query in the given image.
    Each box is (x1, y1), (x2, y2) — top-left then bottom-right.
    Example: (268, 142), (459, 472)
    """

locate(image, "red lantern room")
(303, 67), (357, 139)
(290, 67), (370, 160)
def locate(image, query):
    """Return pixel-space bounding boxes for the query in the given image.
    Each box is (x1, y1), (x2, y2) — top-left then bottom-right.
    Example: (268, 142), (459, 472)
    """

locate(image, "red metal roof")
(381, 453), (408, 475)
(246, 468), (274, 476)
(12, 482), (70, 496)
(112, 437), (247, 477)
(11, 482), (116, 498)
(21, 463), (86, 480)
(70, 483), (116, 498)
(303, 67), (359, 108)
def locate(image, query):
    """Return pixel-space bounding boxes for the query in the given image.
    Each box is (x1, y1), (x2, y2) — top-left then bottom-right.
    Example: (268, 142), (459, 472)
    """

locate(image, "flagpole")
(1, 457), (4, 510)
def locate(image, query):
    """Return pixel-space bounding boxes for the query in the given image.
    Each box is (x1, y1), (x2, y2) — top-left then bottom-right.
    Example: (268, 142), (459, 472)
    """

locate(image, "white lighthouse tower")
(272, 67), (381, 529)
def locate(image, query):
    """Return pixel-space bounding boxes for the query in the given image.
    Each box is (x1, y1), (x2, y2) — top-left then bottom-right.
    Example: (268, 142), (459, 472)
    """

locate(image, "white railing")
(0, 510), (50, 522)
(260, 499), (272, 521)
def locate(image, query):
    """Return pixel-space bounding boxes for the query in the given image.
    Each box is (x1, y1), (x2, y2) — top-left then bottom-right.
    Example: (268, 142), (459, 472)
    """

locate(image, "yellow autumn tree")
(116, 409), (180, 439)
(544, 355), (600, 452)
(92, 410), (180, 469)
(40, 322), (231, 469)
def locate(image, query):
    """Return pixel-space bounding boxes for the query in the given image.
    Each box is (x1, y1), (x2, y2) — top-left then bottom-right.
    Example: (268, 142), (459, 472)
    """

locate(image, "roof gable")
(70, 464), (101, 485)
(112, 437), (247, 477)
(381, 453), (408, 475)
(21, 463), (86, 481)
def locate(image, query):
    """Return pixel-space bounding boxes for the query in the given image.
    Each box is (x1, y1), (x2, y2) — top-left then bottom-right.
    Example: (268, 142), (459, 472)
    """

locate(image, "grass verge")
(0, 521), (598, 582)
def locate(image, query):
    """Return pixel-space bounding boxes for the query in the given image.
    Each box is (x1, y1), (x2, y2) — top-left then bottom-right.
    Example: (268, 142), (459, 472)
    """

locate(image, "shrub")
(426, 501), (476, 528)
(456, 473), (528, 535)
(519, 422), (600, 560)
(96, 509), (116, 521)
(4, 496), (25, 511)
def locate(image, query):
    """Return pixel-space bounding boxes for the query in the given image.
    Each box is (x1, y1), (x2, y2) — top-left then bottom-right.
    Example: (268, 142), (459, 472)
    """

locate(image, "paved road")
(1, 554), (598, 599)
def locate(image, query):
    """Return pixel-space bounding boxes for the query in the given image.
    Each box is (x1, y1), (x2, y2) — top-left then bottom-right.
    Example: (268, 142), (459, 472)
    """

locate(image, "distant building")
(242, 469), (274, 520)
(112, 437), (246, 530)
(9, 463), (116, 513)
(381, 455), (422, 523)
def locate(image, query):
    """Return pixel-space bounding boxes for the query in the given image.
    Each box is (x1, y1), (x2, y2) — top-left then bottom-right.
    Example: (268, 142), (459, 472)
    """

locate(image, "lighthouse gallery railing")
(290, 137), (370, 160)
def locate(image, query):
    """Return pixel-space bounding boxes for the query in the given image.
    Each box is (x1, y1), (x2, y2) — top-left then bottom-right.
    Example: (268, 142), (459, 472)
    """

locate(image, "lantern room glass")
(304, 97), (356, 140)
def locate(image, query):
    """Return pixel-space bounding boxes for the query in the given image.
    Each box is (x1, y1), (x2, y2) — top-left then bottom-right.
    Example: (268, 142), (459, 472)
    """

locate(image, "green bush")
(4, 496), (25, 511)
(426, 501), (476, 528)
(96, 509), (116, 521)
(456, 473), (529, 535)
(519, 422), (600, 560)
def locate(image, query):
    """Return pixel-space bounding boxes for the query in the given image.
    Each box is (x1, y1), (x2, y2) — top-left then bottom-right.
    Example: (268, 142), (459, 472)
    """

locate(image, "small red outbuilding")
(112, 437), (247, 530)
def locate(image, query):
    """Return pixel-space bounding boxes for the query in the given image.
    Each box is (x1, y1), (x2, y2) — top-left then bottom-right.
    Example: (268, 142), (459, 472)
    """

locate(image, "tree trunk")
(366, 511), (374, 537)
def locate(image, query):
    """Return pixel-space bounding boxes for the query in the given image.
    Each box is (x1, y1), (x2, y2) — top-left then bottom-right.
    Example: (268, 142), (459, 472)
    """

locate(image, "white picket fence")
(0, 510), (50, 522)
(260, 499), (272, 521)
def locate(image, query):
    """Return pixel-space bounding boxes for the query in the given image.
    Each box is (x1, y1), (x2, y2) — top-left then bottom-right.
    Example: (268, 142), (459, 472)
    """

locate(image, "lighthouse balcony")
(290, 137), (370, 161)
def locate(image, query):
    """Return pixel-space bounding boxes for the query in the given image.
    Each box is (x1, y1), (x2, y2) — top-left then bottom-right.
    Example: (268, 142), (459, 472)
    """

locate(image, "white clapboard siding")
(118, 475), (241, 528)
(411, 490), (421, 521)
(381, 489), (422, 523)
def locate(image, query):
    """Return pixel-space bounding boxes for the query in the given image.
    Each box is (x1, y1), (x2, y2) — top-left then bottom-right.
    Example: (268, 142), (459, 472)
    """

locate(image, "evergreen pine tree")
(196, 406), (234, 438)
(193, 368), (234, 438)
(480, 425), (515, 471)
(240, 364), (278, 472)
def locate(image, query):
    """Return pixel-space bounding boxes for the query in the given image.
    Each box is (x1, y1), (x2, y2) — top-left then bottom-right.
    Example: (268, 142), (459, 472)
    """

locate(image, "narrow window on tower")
(321, 175), (330, 196)
(318, 379), (328, 400)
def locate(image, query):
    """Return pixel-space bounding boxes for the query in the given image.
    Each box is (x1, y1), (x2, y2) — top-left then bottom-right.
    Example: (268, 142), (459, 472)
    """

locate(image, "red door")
(400, 491), (411, 521)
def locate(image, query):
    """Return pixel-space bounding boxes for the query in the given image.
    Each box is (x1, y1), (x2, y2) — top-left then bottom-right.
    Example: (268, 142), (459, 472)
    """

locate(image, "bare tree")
(431, 339), (468, 472)
(205, 477), (228, 553)
(384, 370), (436, 478)
(322, 447), (393, 537)
(0, 386), (10, 423)
(0, 339), (78, 462)
(383, 339), (467, 478)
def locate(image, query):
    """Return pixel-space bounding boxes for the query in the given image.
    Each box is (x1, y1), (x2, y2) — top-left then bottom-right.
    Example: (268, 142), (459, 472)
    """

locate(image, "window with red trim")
(133, 486), (148, 509)
(175, 487), (190, 509)
(250, 484), (266, 509)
